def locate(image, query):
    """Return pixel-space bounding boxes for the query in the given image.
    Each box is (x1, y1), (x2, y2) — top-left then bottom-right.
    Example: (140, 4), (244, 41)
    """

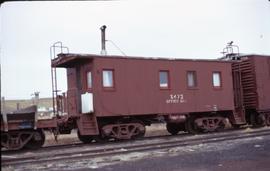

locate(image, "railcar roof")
(238, 53), (270, 57)
(219, 53), (270, 60)
(52, 53), (236, 68)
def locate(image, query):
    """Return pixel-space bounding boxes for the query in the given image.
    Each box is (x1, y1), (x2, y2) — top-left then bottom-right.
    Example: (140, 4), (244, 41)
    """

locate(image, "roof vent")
(100, 25), (107, 55)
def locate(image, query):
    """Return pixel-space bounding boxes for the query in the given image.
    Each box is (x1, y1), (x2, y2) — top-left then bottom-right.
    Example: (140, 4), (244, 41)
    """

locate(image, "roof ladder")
(50, 42), (69, 117)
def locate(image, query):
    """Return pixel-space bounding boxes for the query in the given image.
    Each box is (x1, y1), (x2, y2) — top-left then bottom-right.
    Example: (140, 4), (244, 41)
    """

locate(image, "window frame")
(212, 71), (222, 89)
(186, 71), (197, 89)
(159, 70), (170, 90)
(102, 69), (115, 90)
(268, 58), (270, 78)
(86, 70), (92, 90)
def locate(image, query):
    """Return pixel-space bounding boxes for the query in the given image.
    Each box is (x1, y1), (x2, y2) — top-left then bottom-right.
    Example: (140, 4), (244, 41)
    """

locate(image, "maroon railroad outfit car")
(52, 54), (240, 141)
(1, 52), (269, 150)
(2, 34), (269, 150)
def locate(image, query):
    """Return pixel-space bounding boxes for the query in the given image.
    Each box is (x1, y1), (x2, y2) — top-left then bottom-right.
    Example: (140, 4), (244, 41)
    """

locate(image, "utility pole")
(1, 96), (5, 114)
(0, 46), (2, 114)
(31, 91), (40, 106)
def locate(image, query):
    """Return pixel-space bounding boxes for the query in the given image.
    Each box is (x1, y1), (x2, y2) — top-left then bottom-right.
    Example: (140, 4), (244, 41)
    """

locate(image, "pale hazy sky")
(1, 0), (270, 100)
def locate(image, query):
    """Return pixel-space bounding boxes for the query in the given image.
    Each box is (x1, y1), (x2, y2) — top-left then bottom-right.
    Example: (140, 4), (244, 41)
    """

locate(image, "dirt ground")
(3, 127), (269, 171)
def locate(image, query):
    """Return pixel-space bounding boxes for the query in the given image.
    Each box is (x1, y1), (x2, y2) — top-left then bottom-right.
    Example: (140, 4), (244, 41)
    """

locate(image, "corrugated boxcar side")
(252, 56), (270, 110)
(92, 58), (234, 117)
(238, 58), (258, 109)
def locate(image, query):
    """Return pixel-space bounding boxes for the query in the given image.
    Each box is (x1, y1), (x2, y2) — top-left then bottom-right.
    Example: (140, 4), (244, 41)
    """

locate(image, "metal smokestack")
(100, 25), (107, 55)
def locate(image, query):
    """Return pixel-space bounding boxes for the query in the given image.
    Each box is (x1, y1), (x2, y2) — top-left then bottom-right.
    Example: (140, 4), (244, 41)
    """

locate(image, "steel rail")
(0, 126), (252, 154)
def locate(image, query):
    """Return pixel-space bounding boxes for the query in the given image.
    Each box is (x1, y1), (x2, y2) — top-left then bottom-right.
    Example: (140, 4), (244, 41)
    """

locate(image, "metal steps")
(77, 114), (99, 135)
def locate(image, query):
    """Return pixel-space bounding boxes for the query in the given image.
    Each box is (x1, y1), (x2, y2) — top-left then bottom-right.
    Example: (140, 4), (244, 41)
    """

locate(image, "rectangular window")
(212, 72), (221, 87)
(87, 71), (92, 89)
(159, 71), (169, 89)
(103, 70), (114, 88)
(187, 71), (197, 88)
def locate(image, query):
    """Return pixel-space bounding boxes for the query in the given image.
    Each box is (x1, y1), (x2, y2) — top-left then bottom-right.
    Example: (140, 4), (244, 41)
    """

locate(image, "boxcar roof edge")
(52, 53), (238, 68)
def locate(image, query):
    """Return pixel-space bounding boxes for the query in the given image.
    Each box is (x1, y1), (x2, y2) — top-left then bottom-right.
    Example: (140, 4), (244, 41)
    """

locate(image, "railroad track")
(0, 126), (250, 154)
(2, 127), (270, 167)
(0, 126), (243, 155)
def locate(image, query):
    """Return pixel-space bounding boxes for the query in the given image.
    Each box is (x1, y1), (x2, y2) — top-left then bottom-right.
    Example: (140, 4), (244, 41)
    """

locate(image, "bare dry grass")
(2, 98), (52, 113)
